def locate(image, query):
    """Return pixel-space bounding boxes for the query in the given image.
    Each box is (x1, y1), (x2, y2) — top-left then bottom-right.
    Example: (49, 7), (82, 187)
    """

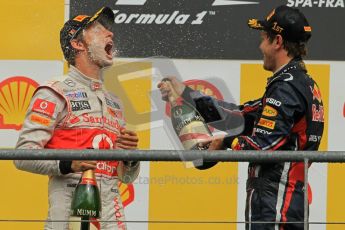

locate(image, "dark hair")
(65, 32), (84, 66)
(266, 31), (307, 58)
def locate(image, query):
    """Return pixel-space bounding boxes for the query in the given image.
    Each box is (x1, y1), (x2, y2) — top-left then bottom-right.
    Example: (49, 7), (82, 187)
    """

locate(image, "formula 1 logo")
(112, 0), (260, 25)
(0, 76), (39, 130)
(116, 0), (344, 8)
(114, 0), (344, 13)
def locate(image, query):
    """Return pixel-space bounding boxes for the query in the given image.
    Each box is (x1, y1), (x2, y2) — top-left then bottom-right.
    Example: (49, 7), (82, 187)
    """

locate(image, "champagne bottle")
(162, 79), (218, 169)
(164, 80), (212, 150)
(69, 170), (101, 230)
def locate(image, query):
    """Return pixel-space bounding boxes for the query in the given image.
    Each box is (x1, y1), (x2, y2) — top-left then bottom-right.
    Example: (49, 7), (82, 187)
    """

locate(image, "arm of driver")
(14, 87), (67, 176)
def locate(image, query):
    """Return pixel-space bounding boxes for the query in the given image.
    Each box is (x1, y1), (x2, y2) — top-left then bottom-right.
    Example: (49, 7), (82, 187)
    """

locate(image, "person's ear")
(70, 39), (86, 52)
(275, 34), (284, 48)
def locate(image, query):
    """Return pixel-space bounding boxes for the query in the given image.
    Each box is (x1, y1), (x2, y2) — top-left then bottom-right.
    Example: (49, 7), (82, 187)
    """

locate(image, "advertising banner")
(71, 0), (345, 60)
(0, 1), (344, 229)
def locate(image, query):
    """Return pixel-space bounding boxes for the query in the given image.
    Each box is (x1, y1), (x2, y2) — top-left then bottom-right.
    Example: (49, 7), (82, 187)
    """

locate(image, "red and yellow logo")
(29, 114), (51, 126)
(80, 177), (97, 186)
(73, 15), (89, 22)
(118, 181), (135, 207)
(310, 84), (322, 103)
(258, 118), (276, 130)
(262, 105), (278, 117)
(0, 76), (39, 130)
(304, 26), (312, 32)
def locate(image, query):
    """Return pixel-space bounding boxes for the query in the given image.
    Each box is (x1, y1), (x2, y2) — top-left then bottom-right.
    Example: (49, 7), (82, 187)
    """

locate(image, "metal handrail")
(0, 149), (344, 162)
(3, 149), (344, 229)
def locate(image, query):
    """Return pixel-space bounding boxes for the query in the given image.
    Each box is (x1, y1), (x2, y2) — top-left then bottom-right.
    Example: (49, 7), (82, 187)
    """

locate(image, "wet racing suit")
(182, 58), (324, 230)
(15, 66), (139, 230)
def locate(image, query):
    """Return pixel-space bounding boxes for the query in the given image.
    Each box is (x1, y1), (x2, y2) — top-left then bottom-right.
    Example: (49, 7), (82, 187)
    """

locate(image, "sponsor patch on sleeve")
(257, 118), (276, 130)
(29, 114), (51, 126)
(107, 107), (123, 119)
(266, 98), (281, 107)
(262, 105), (278, 117)
(105, 98), (121, 109)
(32, 99), (56, 118)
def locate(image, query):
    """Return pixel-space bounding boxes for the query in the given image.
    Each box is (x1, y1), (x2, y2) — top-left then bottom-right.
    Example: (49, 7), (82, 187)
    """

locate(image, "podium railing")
(1, 149), (345, 229)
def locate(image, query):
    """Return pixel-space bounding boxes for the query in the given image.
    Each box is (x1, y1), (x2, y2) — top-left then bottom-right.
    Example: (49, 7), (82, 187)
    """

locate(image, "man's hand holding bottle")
(157, 77), (186, 101)
(71, 161), (97, 173)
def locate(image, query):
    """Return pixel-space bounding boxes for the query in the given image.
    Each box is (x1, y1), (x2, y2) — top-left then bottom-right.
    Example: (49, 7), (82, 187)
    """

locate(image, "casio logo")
(266, 98), (282, 107)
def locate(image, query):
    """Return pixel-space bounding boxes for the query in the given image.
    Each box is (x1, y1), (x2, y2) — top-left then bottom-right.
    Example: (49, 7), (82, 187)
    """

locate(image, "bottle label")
(174, 113), (204, 134)
(71, 206), (101, 218)
(170, 104), (211, 150)
(178, 121), (211, 150)
(80, 178), (97, 186)
(76, 208), (99, 217)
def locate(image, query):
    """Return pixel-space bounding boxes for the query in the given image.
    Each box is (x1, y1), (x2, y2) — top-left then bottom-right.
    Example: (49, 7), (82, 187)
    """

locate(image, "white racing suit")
(15, 65), (139, 230)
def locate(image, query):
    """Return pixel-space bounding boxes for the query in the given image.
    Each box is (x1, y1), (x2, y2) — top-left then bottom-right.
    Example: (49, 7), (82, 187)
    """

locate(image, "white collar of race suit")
(69, 65), (104, 91)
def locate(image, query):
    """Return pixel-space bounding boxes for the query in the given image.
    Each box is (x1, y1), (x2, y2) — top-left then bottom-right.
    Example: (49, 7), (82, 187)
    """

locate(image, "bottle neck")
(168, 91), (183, 107)
(81, 170), (96, 182)
(170, 98), (178, 107)
(164, 80), (180, 106)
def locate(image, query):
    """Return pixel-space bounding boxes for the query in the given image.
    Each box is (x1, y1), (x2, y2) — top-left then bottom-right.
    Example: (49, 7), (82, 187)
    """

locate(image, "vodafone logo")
(40, 101), (48, 110)
(90, 132), (135, 207)
(92, 134), (114, 149)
